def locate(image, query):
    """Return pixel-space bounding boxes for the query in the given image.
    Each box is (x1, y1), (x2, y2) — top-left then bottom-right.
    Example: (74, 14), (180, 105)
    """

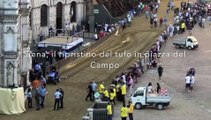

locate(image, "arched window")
(56, 2), (63, 32)
(70, 1), (77, 22)
(40, 4), (48, 26)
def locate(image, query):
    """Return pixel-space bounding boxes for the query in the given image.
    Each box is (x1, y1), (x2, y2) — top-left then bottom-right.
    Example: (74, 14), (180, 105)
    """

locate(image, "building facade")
(30, 0), (86, 41)
(0, 0), (32, 87)
(0, 0), (20, 87)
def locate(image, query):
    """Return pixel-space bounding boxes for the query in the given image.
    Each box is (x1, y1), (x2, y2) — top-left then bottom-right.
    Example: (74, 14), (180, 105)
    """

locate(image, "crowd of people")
(27, 61), (64, 110)
(85, 61), (144, 120)
(172, 1), (211, 35)
(94, 9), (136, 41)
(39, 23), (82, 41)
(94, 23), (119, 40)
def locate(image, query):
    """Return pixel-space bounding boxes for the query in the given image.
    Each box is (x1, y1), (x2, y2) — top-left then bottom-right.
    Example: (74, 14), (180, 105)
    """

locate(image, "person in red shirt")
(33, 78), (41, 88)
(159, 17), (163, 27)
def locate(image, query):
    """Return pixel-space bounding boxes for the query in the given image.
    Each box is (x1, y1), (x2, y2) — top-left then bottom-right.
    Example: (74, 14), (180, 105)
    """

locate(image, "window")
(40, 4), (48, 26)
(134, 90), (144, 97)
(70, 1), (77, 22)
(187, 38), (192, 42)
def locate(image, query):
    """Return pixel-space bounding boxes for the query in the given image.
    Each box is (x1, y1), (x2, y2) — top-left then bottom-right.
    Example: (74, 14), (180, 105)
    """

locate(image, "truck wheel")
(157, 104), (164, 110)
(188, 46), (192, 50)
(135, 103), (142, 109)
(175, 45), (180, 48)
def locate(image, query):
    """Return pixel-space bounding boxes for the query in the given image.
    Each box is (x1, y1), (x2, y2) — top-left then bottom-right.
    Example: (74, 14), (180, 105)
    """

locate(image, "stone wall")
(0, 0), (19, 87)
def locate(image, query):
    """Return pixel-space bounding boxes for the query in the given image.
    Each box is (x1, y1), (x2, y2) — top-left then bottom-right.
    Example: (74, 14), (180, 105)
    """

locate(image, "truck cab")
(130, 87), (171, 110)
(173, 36), (199, 49)
(185, 36), (198, 49)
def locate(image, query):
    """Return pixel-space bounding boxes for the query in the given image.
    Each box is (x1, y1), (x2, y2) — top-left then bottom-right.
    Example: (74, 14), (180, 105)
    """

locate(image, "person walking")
(157, 65), (163, 80)
(185, 74), (191, 93)
(27, 88), (32, 108)
(156, 82), (161, 94)
(85, 82), (94, 101)
(59, 88), (64, 108)
(91, 81), (97, 100)
(103, 88), (109, 101)
(107, 101), (113, 120)
(128, 76), (134, 96)
(128, 101), (134, 120)
(99, 81), (105, 95)
(34, 87), (41, 110)
(148, 82), (154, 93)
(121, 82), (127, 105)
(121, 104), (128, 120)
(159, 17), (163, 27)
(190, 75), (195, 92)
(163, 17), (168, 27)
(109, 89), (115, 105)
(39, 85), (48, 108)
(54, 89), (62, 110)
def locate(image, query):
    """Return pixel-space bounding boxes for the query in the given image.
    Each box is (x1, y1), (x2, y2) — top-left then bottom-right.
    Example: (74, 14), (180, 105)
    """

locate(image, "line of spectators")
(172, 1), (211, 35)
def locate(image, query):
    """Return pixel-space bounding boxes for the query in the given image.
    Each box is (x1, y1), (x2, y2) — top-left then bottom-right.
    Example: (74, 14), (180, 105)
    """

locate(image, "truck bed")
(147, 94), (171, 103)
(172, 38), (186, 45)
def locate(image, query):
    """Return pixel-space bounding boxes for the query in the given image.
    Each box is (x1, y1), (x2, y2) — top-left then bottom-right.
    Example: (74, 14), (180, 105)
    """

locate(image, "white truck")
(130, 87), (171, 110)
(172, 36), (199, 49)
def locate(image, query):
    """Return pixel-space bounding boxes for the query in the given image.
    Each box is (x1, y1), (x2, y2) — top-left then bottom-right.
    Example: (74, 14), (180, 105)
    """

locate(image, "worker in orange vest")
(128, 101), (134, 120)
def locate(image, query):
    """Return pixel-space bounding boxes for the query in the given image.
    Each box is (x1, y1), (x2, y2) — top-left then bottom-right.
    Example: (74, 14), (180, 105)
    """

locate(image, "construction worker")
(113, 87), (116, 100)
(121, 82), (127, 105)
(181, 22), (186, 33)
(116, 82), (121, 101)
(103, 88), (109, 101)
(99, 81), (105, 95)
(128, 101), (134, 120)
(109, 89), (115, 105)
(107, 101), (113, 120)
(121, 104), (128, 120)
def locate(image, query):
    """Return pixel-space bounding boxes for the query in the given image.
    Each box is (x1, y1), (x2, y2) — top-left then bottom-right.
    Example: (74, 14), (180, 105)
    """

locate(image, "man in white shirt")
(185, 75), (191, 92)
(122, 74), (126, 84)
(202, 17), (206, 28)
(54, 89), (62, 110)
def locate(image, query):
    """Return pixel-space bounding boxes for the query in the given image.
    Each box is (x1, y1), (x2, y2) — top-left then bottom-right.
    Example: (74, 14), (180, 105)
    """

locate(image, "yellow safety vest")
(107, 104), (112, 115)
(99, 84), (104, 93)
(181, 23), (186, 29)
(116, 84), (120, 92)
(121, 107), (128, 117)
(104, 90), (109, 98)
(128, 104), (134, 113)
(121, 85), (127, 95)
(113, 88), (116, 97)
(110, 92), (115, 100)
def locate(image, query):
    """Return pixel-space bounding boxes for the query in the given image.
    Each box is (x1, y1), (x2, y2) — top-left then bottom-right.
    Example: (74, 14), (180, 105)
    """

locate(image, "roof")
(187, 36), (198, 41)
(137, 87), (146, 91)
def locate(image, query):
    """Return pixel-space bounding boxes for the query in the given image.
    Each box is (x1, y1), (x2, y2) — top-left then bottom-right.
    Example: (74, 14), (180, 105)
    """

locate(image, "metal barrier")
(93, 108), (108, 120)
(82, 101), (109, 120)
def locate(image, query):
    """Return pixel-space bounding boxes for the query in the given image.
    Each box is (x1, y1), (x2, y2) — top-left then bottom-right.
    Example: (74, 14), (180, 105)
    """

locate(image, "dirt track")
(0, 1), (179, 120)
